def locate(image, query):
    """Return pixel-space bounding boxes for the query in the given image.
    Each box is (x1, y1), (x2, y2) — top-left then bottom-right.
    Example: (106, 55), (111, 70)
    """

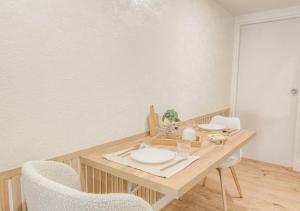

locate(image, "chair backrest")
(210, 115), (240, 130)
(22, 161), (153, 211)
(24, 160), (81, 190)
(210, 115), (241, 159)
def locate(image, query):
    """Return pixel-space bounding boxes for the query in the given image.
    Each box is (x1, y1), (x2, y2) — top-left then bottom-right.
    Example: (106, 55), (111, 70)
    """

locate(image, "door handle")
(291, 89), (298, 95)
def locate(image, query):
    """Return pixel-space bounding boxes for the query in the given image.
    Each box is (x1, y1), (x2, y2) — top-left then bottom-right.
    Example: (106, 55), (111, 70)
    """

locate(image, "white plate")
(130, 147), (175, 164)
(198, 123), (226, 131)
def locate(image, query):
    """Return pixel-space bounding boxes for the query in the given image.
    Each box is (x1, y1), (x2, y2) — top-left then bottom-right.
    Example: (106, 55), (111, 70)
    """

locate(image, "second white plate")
(198, 123), (226, 131)
(130, 147), (175, 164)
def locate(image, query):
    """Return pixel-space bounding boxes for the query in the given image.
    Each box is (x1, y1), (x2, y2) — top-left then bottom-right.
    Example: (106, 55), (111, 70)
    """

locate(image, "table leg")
(128, 181), (174, 210)
(152, 194), (174, 211)
(127, 182), (140, 194)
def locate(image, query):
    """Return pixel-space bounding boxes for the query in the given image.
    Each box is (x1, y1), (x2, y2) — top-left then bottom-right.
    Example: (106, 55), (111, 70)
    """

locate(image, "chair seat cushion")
(219, 156), (240, 168)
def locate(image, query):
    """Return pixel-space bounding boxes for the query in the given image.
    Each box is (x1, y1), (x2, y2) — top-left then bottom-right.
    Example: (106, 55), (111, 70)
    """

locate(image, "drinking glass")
(177, 139), (192, 158)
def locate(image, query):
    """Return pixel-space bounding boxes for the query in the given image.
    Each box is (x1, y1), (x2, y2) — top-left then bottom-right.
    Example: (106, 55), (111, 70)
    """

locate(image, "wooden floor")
(163, 159), (300, 211)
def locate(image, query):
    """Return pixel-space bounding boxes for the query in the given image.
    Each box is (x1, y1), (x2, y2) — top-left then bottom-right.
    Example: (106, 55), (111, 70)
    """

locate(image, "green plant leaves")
(162, 109), (180, 122)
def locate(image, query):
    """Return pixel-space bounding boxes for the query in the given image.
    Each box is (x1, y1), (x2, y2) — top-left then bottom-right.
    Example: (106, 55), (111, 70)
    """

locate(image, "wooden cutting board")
(148, 105), (159, 137)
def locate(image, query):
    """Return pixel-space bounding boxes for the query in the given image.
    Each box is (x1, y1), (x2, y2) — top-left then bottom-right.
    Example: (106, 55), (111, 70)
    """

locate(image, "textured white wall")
(0, 0), (234, 170)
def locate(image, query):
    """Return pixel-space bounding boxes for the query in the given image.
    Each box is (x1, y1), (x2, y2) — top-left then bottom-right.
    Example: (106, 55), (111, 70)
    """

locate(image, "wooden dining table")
(80, 129), (255, 211)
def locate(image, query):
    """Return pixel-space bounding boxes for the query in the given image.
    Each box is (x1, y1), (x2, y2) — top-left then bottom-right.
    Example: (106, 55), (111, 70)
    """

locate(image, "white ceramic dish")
(198, 123), (226, 131)
(130, 147), (175, 164)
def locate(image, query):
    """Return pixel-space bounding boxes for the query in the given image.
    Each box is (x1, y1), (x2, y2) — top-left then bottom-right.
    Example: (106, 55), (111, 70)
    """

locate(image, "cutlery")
(159, 158), (188, 171)
(226, 129), (241, 137)
(222, 129), (239, 136)
(117, 145), (140, 157)
(120, 145), (146, 158)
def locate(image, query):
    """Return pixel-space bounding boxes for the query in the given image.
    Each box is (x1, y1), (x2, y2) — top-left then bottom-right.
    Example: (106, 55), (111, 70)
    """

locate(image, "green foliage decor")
(162, 109), (180, 123)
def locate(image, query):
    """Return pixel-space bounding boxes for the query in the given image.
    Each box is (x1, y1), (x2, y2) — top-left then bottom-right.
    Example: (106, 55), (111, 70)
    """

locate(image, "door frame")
(230, 6), (300, 171)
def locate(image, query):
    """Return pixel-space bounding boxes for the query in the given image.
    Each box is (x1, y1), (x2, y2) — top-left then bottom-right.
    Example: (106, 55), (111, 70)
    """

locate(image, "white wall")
(0, 0), (234, 170)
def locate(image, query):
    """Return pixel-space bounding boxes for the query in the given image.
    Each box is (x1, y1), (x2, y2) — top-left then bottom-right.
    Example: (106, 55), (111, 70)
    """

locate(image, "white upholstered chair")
(203, 115), (242, 211)
(21, 161), (153, 211)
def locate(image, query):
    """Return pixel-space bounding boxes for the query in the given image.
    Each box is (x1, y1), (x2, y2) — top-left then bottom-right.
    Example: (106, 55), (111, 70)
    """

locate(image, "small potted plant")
(158, 109), (180, 139)
(162, 109), (180, 128)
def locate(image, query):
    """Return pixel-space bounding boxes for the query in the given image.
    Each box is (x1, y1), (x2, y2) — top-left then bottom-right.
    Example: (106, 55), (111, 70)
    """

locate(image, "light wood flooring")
(163, 159), (300, 211)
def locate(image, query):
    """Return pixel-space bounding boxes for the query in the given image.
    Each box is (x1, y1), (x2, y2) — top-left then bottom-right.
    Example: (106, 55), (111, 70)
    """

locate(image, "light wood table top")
(80, 129), (255, 198)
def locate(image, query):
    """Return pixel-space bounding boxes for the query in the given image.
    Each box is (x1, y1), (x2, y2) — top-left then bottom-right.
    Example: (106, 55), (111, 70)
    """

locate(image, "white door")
(236, 17), (300, 167)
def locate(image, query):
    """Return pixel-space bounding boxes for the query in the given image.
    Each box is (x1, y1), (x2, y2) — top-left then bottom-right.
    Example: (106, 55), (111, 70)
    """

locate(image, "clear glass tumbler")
(177, 139), (192, 158)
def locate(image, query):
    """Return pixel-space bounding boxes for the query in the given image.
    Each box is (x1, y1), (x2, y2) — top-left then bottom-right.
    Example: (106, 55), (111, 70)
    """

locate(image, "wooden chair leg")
(217, 168), (228, 211)
(202, 176), (207, 187)
(229, 167), (243, 198)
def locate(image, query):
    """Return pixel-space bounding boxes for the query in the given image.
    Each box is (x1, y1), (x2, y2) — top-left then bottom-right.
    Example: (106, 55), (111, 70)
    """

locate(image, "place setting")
(103, 142), (200, 178)
(197, 120), (242, 145)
